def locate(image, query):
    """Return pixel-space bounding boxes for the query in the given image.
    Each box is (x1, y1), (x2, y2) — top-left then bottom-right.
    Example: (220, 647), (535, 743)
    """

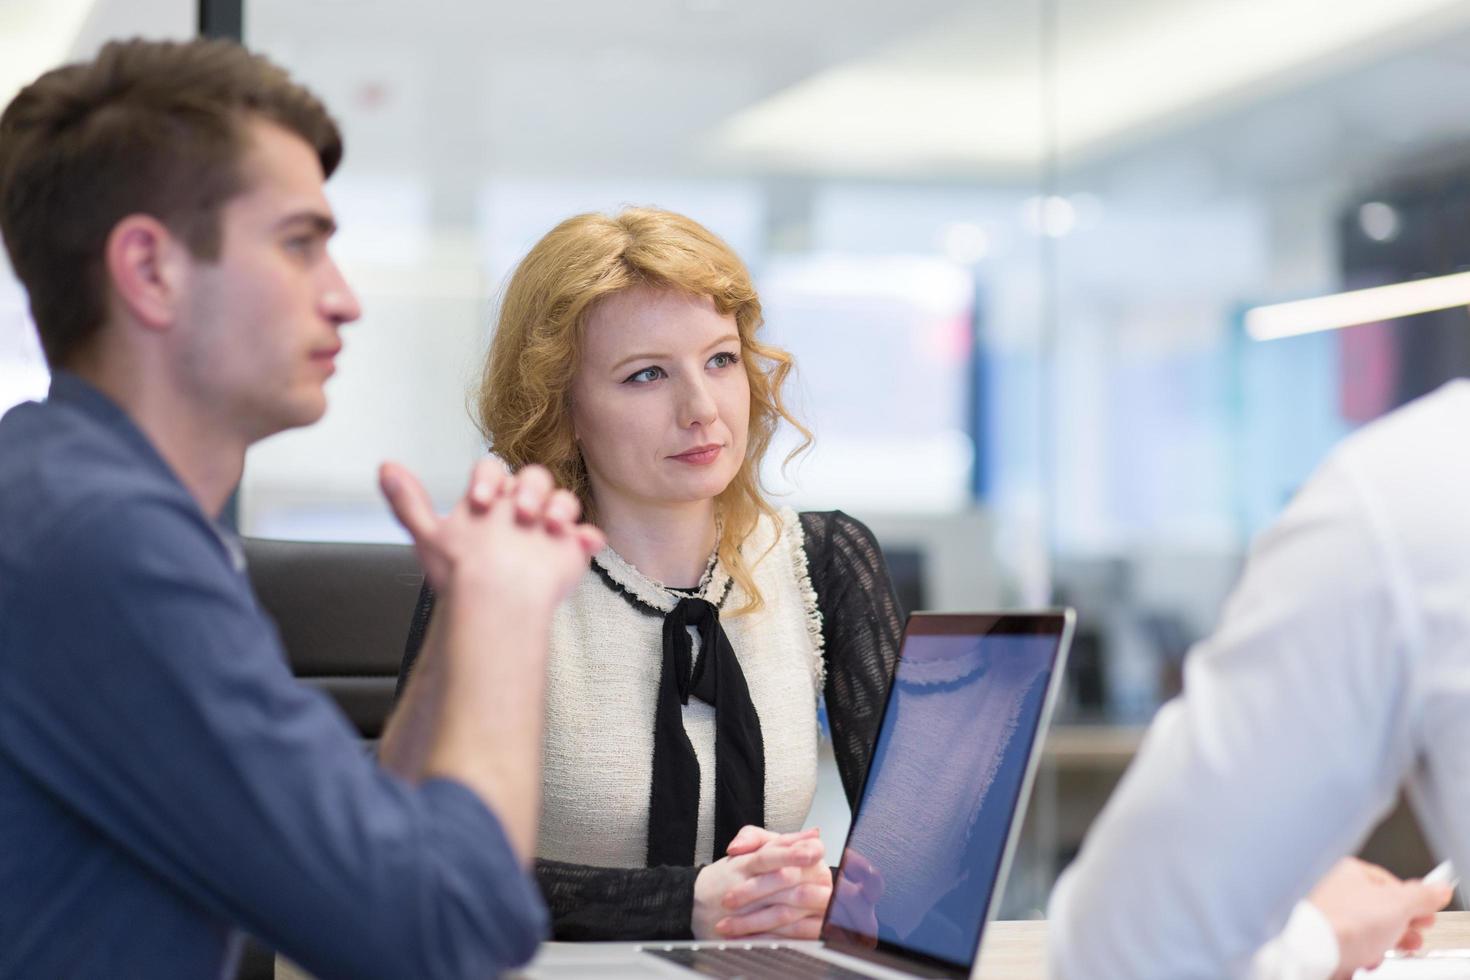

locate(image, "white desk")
(390, 912), (1470, 979)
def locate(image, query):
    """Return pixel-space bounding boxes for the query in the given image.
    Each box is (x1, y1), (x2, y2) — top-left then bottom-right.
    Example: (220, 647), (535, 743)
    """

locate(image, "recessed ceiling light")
(1022, 196), (1077, 238)
(942, 222), (990, 264)
(1358, 201), (1402, 242)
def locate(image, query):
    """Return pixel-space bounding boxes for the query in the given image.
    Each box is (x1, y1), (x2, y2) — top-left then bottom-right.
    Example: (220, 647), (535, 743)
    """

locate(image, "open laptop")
(520, 610), (1074, 979)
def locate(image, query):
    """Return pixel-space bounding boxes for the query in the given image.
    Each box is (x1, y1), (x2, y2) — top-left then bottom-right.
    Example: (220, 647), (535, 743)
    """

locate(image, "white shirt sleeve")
(1048, 452), (1418, 979)
(1248, 902), (1339, 980)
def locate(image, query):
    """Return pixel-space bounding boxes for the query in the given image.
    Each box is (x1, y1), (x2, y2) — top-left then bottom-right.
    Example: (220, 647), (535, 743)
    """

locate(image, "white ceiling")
(10, 0), (1470, 199)
(239, 0), (1470, 191)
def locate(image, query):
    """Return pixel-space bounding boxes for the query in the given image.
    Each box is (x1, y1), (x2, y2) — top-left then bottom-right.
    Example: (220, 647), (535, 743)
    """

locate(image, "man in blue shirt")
(0, 39), (603, 978)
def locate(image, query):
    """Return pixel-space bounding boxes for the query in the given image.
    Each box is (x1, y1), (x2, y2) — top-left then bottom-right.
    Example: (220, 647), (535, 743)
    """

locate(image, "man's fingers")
(513, 465), (555, 524)
(381, 462), (453, 587)
(1406, 883), (1454, 916)
(544, 489), (583, 532)
(464, 458), (508, 513)
(1361, 862), (1396, 886)
(574, 524), (606, 557)
(380, 462), (438, 541)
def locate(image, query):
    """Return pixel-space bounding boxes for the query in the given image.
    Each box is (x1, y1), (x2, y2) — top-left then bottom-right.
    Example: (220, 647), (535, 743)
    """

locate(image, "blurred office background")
(6, 0), (1470, 920)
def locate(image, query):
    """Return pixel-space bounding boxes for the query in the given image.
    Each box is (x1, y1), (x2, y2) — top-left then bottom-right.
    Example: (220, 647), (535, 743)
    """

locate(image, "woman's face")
(570, 285), (751, 518)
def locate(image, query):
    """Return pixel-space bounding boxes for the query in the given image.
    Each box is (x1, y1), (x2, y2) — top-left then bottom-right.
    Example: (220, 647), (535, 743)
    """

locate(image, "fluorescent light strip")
(718, 0), (1470, 173)
(1245, 271), (1470, 341)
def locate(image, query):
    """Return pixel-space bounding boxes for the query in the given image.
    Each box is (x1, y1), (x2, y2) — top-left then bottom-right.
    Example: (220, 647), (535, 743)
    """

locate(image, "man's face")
(173, 118), (360, 443)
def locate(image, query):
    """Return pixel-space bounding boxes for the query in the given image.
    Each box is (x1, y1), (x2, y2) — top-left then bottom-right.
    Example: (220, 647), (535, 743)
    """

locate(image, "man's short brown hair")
(0, 38), (342, 369)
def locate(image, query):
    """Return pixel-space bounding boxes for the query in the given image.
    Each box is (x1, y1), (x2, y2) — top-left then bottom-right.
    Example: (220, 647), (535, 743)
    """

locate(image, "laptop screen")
(822, 613), (1068, 974)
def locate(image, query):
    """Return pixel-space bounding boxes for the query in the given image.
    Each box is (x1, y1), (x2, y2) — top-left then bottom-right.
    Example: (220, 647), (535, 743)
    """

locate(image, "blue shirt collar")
(46, 370), (176, 481)
(45, 370), (246, 570)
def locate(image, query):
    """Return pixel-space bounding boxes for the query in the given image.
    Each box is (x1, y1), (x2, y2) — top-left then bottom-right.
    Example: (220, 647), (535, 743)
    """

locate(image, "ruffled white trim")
(781, 507), (827, 697)
(541, 509), (824, 867)
(592, 540), (729, 614)
(586, 511), (820, 693)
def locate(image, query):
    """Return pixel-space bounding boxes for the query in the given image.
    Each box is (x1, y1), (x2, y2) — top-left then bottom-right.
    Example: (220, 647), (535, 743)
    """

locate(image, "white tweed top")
(536, 507), (826, 868)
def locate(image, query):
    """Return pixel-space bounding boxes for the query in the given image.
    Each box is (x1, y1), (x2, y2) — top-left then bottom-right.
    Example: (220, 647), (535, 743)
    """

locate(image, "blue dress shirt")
(0, 373), (547, 979)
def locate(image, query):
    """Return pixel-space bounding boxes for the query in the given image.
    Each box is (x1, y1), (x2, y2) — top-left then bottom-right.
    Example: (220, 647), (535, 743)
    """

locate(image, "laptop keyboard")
(644, 944), (874, 979)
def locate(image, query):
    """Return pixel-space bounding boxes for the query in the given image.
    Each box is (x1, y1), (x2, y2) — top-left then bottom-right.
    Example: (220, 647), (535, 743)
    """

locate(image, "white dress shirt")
(1049, 379), (1470, 979)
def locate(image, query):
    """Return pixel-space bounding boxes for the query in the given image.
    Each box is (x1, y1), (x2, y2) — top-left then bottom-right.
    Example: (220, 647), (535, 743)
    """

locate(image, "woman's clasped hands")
(692, 826), (832, 940)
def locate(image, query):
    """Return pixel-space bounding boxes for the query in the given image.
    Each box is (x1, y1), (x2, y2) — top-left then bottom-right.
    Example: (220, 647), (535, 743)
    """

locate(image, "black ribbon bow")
(647, 596), (766, 866)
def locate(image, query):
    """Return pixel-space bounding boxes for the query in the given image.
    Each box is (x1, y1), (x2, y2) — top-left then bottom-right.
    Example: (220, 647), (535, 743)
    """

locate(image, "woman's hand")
(691, 827), (831, 940)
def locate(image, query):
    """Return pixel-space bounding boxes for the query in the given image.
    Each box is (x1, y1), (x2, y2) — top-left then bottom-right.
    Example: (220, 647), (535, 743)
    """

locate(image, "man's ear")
(103, 215), (190, 331)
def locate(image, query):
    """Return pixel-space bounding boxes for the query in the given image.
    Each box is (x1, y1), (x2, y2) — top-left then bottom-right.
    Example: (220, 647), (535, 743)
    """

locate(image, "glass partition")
(0, 0), (195, 415)
(1050, 0), (1470, 717)
(240, 2), (1050, 627)
(1036, 0), (1470, 897)
(233, 0), (1470, 918)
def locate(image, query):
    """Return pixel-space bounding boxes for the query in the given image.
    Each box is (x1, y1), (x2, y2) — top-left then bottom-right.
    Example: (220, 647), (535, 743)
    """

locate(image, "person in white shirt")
(1049, 380), (1470, 980)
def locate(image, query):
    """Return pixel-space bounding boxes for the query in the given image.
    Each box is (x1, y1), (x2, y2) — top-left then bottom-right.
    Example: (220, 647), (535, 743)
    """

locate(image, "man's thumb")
(1405, 881), (1454, 916)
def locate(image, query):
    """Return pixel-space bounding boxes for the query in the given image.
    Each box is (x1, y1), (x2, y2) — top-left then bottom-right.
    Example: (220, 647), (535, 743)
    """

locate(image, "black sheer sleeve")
(395, 580), (435, 698)
(532, 860), (701, 940)
(799, 511), (904, 810)
(393, 582), (704, 940)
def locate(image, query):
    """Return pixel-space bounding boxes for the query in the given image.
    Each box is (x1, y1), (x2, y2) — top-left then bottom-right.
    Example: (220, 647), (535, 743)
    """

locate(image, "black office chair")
(242, 536), (422, 739)
(234, 537), (422, 980)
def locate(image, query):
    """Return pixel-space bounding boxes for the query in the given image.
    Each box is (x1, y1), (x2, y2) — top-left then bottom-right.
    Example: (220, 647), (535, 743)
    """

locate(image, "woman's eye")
(624, 366), (664, 384)
(710, 351), (741, 369)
